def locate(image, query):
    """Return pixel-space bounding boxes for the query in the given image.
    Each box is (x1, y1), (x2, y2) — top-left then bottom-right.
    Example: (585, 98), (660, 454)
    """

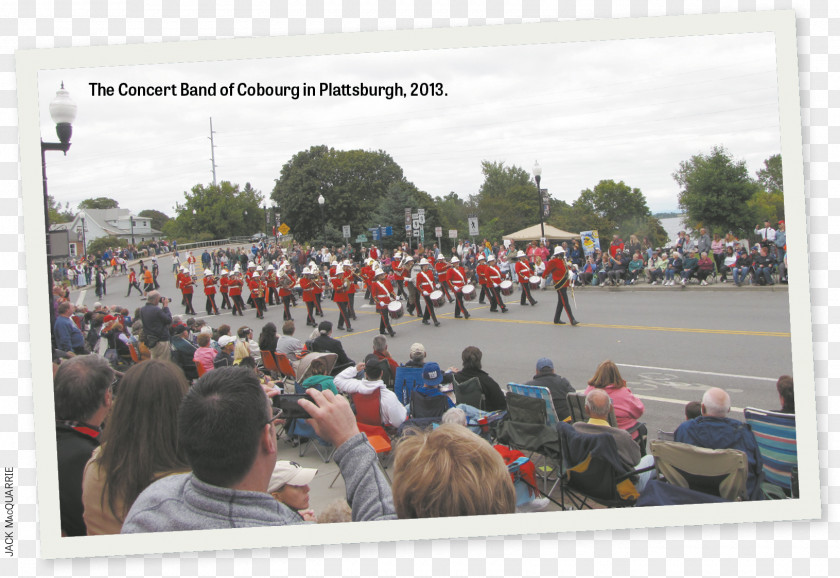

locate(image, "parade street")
(78, 250), (793, 440)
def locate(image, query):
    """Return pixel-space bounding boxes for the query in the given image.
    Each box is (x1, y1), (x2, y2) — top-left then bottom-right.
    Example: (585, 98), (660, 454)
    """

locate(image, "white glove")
(423, 291), (429, 296)
(379, 301), (385, 307)
(494, 283), (499, 288)
(436, 283), (441, 289)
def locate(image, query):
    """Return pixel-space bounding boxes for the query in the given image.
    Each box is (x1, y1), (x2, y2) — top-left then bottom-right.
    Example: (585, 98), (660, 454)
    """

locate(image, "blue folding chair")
(743, 407), (797, 496)
(394, 366), (424, 407)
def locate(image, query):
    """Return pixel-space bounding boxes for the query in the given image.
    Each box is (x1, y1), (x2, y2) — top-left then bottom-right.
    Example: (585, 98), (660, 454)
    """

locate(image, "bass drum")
(387, 300), (404, 319)
(499, 280), (514, 296)
(528, 275), (542, 290)
(461, 284), (476, 301)
(429, 290), (445, 307)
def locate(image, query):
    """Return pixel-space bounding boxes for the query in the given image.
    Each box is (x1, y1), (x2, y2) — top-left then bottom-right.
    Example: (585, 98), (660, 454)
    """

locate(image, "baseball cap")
(218, 335), (236, 347)
(422, 362), (444, 386)
(536, 357), (554, 371)
(409, 343), (426, 357)
(267, 460), (318, 493)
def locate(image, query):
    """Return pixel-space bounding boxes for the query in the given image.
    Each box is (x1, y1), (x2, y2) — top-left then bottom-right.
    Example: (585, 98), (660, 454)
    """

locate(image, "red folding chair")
(128, 343), (141, 364)
(260, 350), (280, 378)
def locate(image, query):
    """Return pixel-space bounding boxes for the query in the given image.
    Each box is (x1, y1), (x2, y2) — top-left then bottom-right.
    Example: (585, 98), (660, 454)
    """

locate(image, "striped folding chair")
(743, 407), (797, 496)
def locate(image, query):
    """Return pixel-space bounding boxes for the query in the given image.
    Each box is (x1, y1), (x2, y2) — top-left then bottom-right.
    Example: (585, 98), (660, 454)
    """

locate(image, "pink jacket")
(583, 384), (645, 431)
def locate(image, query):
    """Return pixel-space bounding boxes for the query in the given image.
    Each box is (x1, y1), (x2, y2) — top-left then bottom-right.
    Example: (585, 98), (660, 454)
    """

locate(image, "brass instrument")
(278, 269), (294, 288)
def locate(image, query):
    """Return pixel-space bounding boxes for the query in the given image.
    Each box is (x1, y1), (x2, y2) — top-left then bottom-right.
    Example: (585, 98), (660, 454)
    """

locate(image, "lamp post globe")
(49, 82), (77, 147)
(317, 194), (326, 247)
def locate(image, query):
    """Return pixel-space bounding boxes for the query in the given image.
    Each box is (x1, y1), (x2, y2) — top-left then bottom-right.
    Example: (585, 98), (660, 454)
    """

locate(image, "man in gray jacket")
(122, 367), (396, 532)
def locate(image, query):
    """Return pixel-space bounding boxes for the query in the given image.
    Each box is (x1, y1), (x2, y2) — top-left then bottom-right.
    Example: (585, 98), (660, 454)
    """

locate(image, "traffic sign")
(412, 219), (420, 230)
(435, 227), (442, 237)
(413, 229), (419, 237)
(355, 234), (367, 243)
(449, 229), (458, 239)
(385, 226), (393, 236)
(468, 217), (478, 236)
(342, 225), (351, 238)
(278, 222), (290, 236)
(418, 214), (426, 225)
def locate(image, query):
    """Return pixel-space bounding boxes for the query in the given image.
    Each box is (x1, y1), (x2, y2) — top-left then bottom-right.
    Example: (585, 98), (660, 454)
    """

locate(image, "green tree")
(170, 181), (263, 241)
(137, 209), (170, 232)
(78, 197), (120, 210)
(271, 146), (405, 244)
(575, 180), (651, 226)
(48, 195), (75, 224)
(756, 153), (783, 194)
(475, 161), (539, 237)
(367, 181), (442, 251)
(87, 235), (128, 256)
(673, 145), (760, 236)
(433, 191), (477, 249)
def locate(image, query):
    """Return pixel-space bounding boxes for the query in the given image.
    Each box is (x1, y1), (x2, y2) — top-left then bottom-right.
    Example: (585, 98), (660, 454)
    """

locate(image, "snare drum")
(461, 284), (476, 301)
(387, 300), (404, 319)
(528, 275), (542, 290)
(429, 290), (445, 307)
(499, 280), (514, 296)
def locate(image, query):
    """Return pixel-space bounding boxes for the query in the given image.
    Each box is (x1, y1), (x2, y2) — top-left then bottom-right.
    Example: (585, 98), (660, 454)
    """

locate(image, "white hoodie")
(334, 366), (407, 427)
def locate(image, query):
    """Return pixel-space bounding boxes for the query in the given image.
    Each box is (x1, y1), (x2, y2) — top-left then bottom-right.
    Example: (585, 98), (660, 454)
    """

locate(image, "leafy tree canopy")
(475, 161), (540, 237)
(78, 197), (120, 210)
(48, 195), (75, 224)
(673, 145), (760, 236)
(756, 153), (783, 194)
(169, 181), (264, 242)
(137, 209), (170, 232)
(271, 146), (405, 244)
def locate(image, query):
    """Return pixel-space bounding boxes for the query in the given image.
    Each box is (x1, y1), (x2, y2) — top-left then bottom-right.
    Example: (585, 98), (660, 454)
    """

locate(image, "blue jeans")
(732, 267), (749, 284)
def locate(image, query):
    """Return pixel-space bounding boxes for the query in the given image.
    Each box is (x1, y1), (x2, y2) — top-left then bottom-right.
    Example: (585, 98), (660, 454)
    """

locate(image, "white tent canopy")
(503, 224), (579, 242)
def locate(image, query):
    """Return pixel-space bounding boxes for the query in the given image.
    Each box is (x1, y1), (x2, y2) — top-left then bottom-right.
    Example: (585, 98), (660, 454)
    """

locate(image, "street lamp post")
(317, 194), (325, 248)
(263, 204), (268, 238)
(80, 217), (87, 258)
(42, 82), (76, 348)
(130, 216), (136, 246)
(532, 161), (545, 241)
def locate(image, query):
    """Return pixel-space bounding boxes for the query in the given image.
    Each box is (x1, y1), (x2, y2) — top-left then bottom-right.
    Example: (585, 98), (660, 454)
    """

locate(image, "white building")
(54, 208), (164, 257)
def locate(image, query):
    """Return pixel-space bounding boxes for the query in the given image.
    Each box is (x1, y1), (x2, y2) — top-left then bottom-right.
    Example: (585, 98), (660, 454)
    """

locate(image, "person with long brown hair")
(81, 359), (190, 535)
(583, 360), (645, 436)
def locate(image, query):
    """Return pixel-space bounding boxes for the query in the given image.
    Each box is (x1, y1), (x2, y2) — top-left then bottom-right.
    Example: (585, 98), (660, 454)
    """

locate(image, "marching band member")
(228, 269), (245, 316)
(391, 252), (407, 300)
(277, 263), (295, 321)
(434, 254), (455, 304)
(342, 261), (358, 320)
(447, 256), (471, 320)
(265, 264), (279, 306)
(219, 269), (231, 310)
(542, 246), (579, 326)
(403, 255), (420, 317)
(485, 255), (508, 313)
(328, 260), (340, 302)
(310, 261), (325, 317)
(300, 267), (319, 327)
(202, 269), (219, 315)
(245, 262), (257, 308)
(331, 267), (353, 332)
(476, 253), (489, 304)
(361, 258), (376, 305)
(416, 258), (440, 327)
(371, 267), (397, 337)
(513, 250), (538, 306)
(177, 266), (189, 305)
(180, 269), (197, 315)
(247, 270), (265, 320)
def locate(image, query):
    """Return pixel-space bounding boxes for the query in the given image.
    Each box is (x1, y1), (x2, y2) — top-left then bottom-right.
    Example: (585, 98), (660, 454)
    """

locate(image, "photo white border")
(17, 10), (818, 559)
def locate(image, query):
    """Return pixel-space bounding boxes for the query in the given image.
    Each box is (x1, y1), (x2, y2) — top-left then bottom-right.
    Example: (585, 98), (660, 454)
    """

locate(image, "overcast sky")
(37, 32), (781, 220)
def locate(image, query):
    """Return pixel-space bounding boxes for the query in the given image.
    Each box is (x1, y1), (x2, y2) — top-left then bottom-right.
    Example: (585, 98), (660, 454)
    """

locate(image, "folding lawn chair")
(649, 440), (749, 502)
(743, 407), (797, 497)
(394, 366), (424, 407)
(566, 391), (649, 456)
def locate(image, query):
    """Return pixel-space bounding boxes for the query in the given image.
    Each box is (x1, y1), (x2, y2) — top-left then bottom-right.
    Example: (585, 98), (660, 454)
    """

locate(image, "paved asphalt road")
(74, 249), (794, 514)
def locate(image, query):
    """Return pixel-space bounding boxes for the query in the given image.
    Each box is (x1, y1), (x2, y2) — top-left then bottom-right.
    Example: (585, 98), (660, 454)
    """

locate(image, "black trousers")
(231, 294), (246, 316)
(378, 309), (394, 335)
(554, 288), (576, 323)
(282, 295), (293, 320)
(126, 281), (142, 296)
(337, 301), (352, 330)
(205, 294), (219, 315)
(520, 282), (536, 305)
(305, 301), (317, 326)
(453, 290), (470, 318)
(488, 286), (507, 312)
(220, 292), (231, 309)
(183, 293), (196, 315)
(422, 294), (439, 324)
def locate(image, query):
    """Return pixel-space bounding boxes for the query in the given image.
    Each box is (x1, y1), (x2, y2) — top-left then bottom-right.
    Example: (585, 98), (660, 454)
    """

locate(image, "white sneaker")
(680, 278), (686, 285)
(516, 497), (551, 513)
(701, 280), (708, 286)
